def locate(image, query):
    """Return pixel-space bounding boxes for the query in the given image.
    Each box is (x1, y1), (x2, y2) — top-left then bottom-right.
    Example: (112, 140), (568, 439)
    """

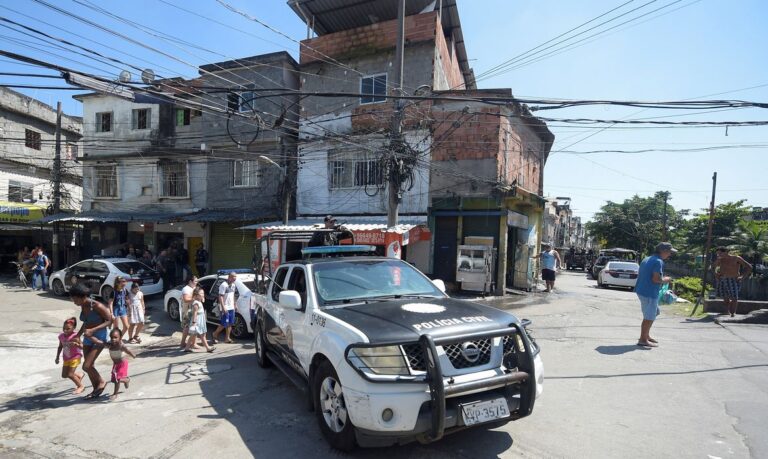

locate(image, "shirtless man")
(713, 247), (752, 317)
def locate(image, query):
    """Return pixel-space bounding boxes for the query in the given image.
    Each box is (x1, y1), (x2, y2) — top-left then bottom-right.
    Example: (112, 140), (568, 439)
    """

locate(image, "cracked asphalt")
(0, 272), (766, 458)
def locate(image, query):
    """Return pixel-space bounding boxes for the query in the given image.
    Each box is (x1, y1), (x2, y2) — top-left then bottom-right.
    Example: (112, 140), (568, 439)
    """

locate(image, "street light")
(258, 155), (286, 177)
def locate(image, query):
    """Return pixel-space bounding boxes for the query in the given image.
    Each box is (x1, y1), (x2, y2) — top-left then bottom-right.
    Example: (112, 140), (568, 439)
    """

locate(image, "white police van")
(253, 242), (543, 450)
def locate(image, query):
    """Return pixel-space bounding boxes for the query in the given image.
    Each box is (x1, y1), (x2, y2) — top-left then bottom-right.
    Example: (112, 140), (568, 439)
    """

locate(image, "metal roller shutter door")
(210, 223), (256, 272)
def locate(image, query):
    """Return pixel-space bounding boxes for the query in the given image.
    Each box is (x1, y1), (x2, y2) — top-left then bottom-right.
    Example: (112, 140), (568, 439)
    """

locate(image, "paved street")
(0, 272), (766, 458)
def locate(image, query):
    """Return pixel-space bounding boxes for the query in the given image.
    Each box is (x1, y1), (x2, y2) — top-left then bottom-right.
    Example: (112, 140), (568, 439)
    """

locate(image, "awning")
(239, 215), (428, 231)
(38, 209), (198, 224)
(177, 208), (274, 223)
(0, 201), (46, 224)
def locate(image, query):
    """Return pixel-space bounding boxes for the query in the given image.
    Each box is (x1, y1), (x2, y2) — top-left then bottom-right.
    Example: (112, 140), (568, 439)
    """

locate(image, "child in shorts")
(55, 317), (85, 394)
(91, 328), (136, 401)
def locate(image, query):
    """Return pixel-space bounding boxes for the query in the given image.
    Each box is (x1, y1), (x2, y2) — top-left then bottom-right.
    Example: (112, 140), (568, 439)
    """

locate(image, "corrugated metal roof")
(38, 208), (273, 224)
(238, 214), (428, 231)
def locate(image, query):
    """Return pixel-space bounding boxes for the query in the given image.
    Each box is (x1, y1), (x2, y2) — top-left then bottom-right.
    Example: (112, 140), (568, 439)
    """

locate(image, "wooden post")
(691, 172), (717, 316)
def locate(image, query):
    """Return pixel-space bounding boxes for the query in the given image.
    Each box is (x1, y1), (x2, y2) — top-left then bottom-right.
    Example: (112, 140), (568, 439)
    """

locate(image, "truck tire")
(313, 360), (356, 451)
(255, 322), (272, 368)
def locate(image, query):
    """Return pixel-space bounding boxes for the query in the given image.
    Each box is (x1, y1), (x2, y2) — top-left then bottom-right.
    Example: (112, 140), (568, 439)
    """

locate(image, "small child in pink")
(55, 317), (85, 394)
(91, 328), (135, 400)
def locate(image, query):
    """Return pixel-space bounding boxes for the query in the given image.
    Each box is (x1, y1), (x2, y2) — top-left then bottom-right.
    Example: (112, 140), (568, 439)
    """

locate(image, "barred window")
(327, 150), (384, 189)
(94, 165), (118, 198)
(95, 112), (112, 132)
(232, 159), (260, 187)
(160, 161), (189, 197)
(25, 129), (41, 150)
(132, 108), (150, 130)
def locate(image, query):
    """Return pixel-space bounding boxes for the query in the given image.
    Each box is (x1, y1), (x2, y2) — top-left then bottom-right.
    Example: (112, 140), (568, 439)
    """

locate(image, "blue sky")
(2, 0), (766, 219)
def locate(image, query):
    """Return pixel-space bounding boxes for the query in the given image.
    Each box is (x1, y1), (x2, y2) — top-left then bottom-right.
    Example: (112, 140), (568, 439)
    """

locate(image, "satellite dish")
(118, 70), (132, 83)
(141, 68), (155, 84)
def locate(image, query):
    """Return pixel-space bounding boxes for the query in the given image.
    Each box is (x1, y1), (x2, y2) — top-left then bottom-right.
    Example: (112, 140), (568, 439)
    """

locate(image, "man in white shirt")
(212, 272), (237, 344)
(179, 276), (197, 348)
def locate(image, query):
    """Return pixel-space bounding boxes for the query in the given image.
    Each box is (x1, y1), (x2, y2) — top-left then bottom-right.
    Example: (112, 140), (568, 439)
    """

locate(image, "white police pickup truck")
(252, 245), (543, 450)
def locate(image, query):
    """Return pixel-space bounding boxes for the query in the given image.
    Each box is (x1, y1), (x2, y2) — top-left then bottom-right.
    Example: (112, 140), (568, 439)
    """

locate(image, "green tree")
(682, 200), (751, 251)
(724, 220), (768, 265)
(586, 192), (687, 256)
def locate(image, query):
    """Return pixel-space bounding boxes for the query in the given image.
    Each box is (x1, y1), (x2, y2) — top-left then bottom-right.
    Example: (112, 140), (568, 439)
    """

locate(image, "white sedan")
(597, 261), (640, 290)
(50, 258), (163, 298)
(164, 271), (257, 340)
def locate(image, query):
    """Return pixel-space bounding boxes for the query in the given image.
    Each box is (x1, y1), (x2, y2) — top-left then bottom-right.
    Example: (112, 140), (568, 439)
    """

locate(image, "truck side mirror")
(278, 290), (302, 310)
(432, 279), (447, 293)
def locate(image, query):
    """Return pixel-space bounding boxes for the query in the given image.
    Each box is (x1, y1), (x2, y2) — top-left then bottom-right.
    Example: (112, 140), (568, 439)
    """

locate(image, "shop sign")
(0, 201), (44, 223)
(507, 211), (529, 229)
(354, 230), (386, 245)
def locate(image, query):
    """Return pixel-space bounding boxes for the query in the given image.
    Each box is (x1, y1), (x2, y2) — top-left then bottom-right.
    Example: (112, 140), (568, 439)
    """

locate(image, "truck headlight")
(348, 346), (409, 376)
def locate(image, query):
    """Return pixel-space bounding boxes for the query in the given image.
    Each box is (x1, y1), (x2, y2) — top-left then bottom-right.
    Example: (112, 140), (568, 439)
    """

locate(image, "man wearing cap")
(538, 243), (562, 292)
(713, 247), (752, 317)
(635, 242), (676, 347)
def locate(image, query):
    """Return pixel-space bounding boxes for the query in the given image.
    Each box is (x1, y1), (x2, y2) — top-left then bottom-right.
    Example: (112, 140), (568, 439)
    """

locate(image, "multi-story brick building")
(282, 0), (553, 292)
(0, 87), (82, 268)
(49, 52), (299, 271)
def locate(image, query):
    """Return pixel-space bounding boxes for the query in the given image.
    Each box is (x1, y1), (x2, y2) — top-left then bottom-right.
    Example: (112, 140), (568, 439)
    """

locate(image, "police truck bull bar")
(344, 322), (537, 443)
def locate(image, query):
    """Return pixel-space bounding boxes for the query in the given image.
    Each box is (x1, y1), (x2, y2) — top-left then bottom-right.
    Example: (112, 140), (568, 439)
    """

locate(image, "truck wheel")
(314, 360), (356, 451)
(255, 322), (272, 368)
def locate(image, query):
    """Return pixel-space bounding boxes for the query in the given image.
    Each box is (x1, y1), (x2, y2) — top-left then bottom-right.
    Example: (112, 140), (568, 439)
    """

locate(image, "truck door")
(282, 267), (310, 369)
(265, 266), (289, 348)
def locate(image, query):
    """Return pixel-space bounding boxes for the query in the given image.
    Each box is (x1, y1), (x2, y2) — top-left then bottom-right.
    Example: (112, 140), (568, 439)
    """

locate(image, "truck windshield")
(312, 259), (444, 306)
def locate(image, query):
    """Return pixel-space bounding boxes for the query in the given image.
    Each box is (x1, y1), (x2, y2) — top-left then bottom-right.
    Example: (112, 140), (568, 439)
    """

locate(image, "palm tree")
(726, 220), (768, 266)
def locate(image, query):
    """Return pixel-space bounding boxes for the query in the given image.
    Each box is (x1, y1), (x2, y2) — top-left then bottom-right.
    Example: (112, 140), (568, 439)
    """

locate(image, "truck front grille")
(444, 339), (492, 369)
(402, 344), (427, 371)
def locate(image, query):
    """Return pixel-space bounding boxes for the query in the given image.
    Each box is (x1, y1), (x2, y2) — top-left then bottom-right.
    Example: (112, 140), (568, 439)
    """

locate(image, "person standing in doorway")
(713, 247), (752, 317)
(212, 272), (237, 344)
(195, 243), (209, 277)
(635, 242), (676, 348)
(538, 243), (562, 293)
(32, 247), (50, 291)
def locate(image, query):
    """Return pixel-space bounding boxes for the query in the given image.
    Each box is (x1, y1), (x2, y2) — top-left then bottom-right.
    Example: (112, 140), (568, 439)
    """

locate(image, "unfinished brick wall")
(300, 12), (440, 65)
(434, 28), (465, 89)
(431, 108), (502, 161)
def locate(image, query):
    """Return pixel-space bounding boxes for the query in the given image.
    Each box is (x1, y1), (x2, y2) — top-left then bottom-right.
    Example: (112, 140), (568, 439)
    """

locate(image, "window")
(93, 165), (118, 198)
(327, 150), (384, 189)
(287, 268), (307, 310)
(232, 159), (260, 188)
(132, 108), (150, 130)
(159, 160), (189, 197)
(24, 129), (41, 150)
(65, 143), (78, 160)
(175, 108), (191, 126)
(360, 74), (387, 104)
(8, 180), (33, 203)
(95, 112), (112, 132)
(239, 90), (255, 112)
(227, 93), (239, 111)
(271, 267), (289, 302)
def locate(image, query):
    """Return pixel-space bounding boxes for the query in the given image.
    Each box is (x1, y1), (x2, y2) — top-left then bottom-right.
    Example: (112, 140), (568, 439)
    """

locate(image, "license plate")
(619, 274), (630, 279)
(461, 397), (510, 426)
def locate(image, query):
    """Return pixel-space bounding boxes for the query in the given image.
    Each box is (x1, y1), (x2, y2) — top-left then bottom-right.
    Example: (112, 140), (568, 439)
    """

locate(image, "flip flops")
(85, 386), (105, 399)
(637, 341), (658, 348)
(207, 347), (216, 353)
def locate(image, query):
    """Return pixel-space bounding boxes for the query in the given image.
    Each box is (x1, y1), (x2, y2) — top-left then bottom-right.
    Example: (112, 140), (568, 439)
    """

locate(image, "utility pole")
(387, 0), (406, 228)
(661, 190), (670, 241)
(691, 172), (717, 316)
(51, 101), (62, 270)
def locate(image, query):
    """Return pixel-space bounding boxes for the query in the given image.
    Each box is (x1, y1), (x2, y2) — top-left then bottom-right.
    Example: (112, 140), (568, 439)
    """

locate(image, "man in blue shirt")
(635, 242), (675, 347)
(538, 243), (562, 293)
(31, 246), (50, 291)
